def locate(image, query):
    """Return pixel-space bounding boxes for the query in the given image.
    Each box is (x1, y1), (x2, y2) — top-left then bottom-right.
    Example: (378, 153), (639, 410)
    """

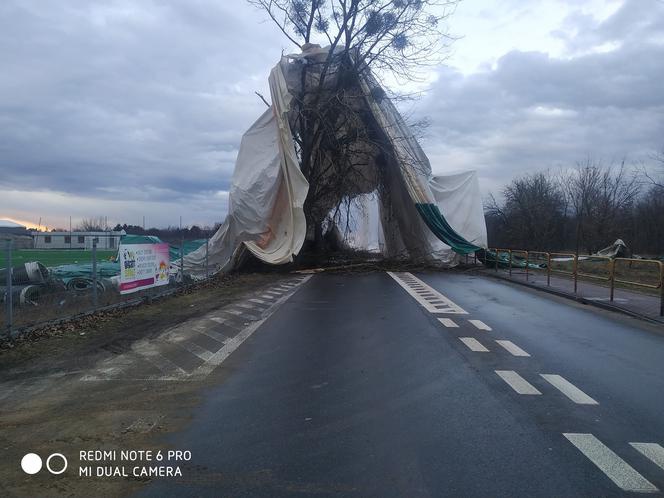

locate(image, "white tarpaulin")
(328, 172), (486, 258)
(183, 61), (309, 275)
(184, 45), (487, 276)
(429, 171), (487, 249)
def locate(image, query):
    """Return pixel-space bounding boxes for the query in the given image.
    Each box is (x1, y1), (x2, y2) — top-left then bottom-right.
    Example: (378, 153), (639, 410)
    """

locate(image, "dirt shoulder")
(0, 271), (291, 498)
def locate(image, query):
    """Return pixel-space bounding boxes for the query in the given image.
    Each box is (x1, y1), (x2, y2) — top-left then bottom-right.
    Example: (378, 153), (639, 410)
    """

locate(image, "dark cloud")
(0, 0), (284, 225)
(419, 0), (664, 194)
(1, 0), (663, 226)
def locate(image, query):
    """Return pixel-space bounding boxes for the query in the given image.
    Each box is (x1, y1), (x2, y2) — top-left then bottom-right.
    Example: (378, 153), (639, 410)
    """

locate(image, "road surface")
(136, 271), (664, 497)
(2, 270), (664, 497)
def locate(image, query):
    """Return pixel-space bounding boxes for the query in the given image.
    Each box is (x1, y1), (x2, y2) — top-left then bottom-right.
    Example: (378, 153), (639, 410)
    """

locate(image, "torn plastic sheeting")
(429, 171), (487, 250)
(182, 45), (487, 276)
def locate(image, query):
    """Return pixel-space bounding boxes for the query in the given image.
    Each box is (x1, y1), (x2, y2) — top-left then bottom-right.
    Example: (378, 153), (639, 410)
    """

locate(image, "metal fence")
(1, 237), (215, 338)
(486, 248), (664, 316)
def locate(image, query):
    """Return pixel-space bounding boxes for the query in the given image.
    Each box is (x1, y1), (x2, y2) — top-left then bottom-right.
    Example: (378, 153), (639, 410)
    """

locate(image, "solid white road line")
(495, 340), (530, 357)
(386, 272), (468, 314)
(459, 337), (489, 352)
(564, 433), (658, 493)
(630, 443), (664, 471)
(468, 319), (492, 331)
(541, 374), (598, 405)
(191, 276), (312, 379)
(438, 318), (458, 328)
(495, 370), (541, 395)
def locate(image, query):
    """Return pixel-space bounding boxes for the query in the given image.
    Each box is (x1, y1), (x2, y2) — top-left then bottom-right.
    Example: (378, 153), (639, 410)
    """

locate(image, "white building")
(32, 230), (125, 250)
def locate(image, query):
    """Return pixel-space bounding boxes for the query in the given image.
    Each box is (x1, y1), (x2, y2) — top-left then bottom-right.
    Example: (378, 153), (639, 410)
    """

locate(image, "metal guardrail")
(486, 248), (664, 317)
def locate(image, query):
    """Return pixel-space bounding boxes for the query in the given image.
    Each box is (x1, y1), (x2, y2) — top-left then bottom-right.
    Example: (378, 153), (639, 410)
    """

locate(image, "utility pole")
(92, 238), (98, 308)
(4, 239), (13, 338)
(179, 216), (184, 287)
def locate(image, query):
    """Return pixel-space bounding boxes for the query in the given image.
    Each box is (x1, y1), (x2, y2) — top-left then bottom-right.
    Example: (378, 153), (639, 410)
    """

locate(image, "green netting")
(415, 203), (481, 255)
(476, 249), (546, 270)
(121, 234), (163, 245)
(46, 236), (206, 284)
(168, 239), (207, 261)
(121, 235), (206, 261)
(49, 261), (121, 280)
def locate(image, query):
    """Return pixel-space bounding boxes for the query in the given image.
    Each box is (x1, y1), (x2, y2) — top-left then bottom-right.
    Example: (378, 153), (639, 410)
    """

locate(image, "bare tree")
(248, 0), (458, 80)
(248, 0), (459, 249)
(562, 158), (599, 255)
(76, 216), (108, 232)
(485, 172), (566, 250)
(643, 150), (664, 190)
(633, 186), (664, 255)
(562, 160), (640, 254)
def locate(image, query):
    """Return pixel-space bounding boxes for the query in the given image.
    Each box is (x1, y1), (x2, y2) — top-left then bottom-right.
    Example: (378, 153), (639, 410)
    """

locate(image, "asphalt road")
(135, 271), (664, 497)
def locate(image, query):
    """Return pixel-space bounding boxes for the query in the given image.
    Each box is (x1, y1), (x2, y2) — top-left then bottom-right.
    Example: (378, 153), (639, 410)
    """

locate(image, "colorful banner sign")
(119, 243), (170, 294)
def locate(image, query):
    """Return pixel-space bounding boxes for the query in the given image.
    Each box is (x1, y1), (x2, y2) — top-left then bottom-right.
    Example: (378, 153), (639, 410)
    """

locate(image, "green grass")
(0, 249), (117, 268)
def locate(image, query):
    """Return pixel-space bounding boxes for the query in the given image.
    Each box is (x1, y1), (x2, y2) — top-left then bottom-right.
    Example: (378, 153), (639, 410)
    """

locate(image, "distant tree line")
(111, 223), (220, 244)
(485, 158), (664, 256)
(47, 219), (220, 244)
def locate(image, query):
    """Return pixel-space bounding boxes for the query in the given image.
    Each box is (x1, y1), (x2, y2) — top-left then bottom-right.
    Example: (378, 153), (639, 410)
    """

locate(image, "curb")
(477, 270), (664, 326)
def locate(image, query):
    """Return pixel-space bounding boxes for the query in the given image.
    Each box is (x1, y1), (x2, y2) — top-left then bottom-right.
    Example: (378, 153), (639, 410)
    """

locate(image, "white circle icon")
(46, 453), (68, 475)
(21, 453), (42, 474)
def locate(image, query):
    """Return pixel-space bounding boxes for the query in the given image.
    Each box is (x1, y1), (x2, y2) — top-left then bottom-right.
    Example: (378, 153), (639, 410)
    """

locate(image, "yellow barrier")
(485, 248), (663, 316)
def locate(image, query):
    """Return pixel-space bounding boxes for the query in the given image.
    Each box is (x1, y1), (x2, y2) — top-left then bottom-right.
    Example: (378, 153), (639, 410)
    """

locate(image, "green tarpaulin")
(415, 203), (482, 255)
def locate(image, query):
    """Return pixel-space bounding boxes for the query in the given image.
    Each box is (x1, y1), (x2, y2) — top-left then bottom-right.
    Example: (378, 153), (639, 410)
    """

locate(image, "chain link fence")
(1, 237), (215, 338)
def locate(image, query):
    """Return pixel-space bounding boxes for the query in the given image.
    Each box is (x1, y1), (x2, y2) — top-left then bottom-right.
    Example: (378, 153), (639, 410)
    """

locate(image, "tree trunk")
(313, 220), (324, 253)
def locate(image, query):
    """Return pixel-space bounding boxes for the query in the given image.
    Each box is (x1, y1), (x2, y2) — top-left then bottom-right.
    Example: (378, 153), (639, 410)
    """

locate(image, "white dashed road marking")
(81, 276), (311, 381)
(630, 443), (664, 471)
(190, 318), (268, 379)
(495, 340), (530, 357)
(386, 272), (467, 314)
(459, 337), (489, 352)
(541, 374), (598, 405)
(437, 318), (458, 328)
(176, 341), (214, 362)
(564, 433), (658, 493)
(468, 319), (492, 331)
(199, 328), (229, 344)
(495, 370), (541, 395)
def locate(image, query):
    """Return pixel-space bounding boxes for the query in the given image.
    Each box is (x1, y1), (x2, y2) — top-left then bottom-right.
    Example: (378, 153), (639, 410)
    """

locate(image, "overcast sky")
(1, 0), (663, 229)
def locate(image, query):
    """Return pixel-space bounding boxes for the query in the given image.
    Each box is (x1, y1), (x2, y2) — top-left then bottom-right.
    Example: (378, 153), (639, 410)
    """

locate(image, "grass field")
(0, 249), (117, 268)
